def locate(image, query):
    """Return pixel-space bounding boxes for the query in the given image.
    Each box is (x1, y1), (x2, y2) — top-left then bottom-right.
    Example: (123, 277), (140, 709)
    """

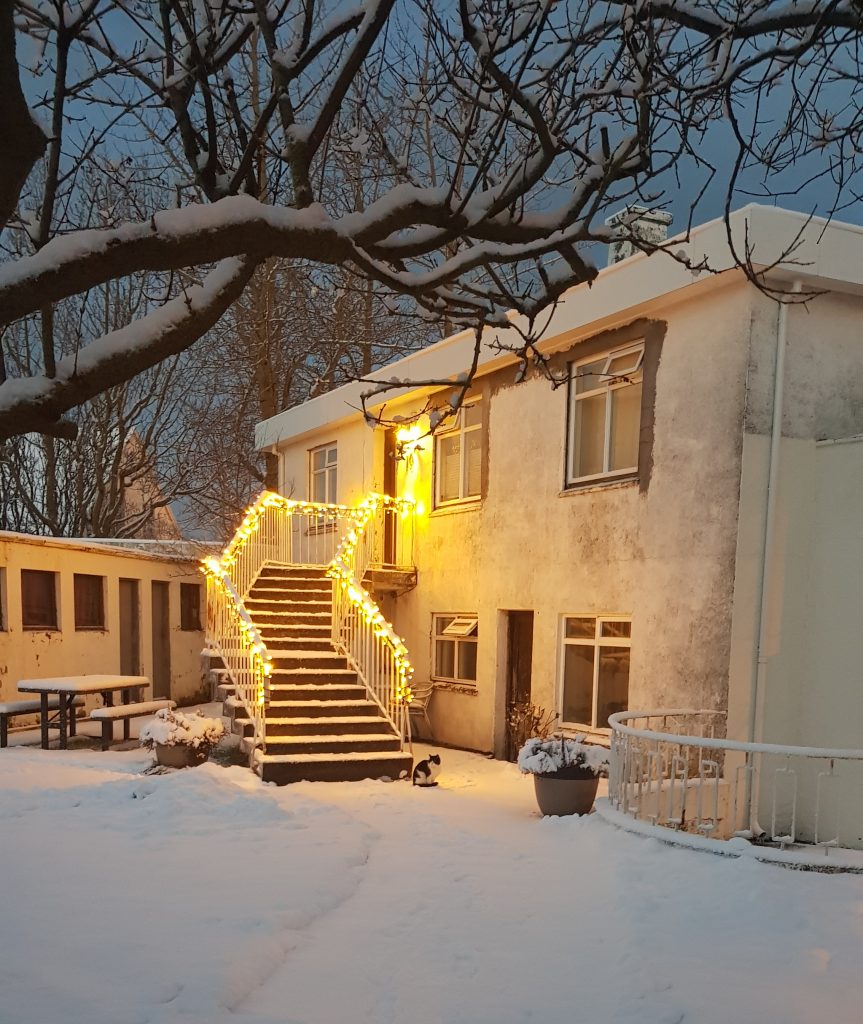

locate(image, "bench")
(0, 697), (86, 748)
(90, 699), (176, 750)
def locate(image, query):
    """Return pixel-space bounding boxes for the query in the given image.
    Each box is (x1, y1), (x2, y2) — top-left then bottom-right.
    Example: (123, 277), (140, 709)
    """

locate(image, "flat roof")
(256, 204), (863, 450)
(0, 531), (207, 566)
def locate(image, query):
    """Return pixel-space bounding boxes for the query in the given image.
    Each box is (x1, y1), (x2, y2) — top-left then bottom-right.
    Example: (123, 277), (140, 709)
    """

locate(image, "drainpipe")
(745, 279), (801, 830)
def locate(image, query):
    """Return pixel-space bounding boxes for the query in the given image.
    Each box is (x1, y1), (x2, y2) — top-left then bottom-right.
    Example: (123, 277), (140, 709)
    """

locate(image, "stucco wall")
(273, 277), (756, 754)
(726, 436), (863, 846)
(0, 535), (205, 709)
(278, 419), (384, 506)
(728, 289), (863, 751)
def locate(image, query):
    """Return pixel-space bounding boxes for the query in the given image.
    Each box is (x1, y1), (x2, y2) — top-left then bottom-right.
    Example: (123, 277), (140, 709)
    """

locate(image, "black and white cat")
(412, 753), (441, 787)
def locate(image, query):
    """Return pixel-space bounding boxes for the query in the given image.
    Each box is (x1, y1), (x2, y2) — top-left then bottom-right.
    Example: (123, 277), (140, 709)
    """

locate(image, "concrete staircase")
(221, 565), (412, 784)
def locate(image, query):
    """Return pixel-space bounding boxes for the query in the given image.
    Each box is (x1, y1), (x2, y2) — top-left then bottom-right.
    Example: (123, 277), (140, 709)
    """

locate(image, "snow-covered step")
(269, 683), (366, 702)
(264, 734), (402, 756)
(264, 715), (388, 737)
(258, 749), (413, 784)
(266, 699), (380, 717)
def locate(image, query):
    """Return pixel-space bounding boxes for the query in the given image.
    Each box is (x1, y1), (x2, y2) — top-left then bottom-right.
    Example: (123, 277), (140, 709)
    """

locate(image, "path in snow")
(1, 743), (862, 1024)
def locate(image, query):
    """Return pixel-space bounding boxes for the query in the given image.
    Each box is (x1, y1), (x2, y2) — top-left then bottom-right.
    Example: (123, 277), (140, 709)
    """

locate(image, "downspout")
(745, 279), (801, 829)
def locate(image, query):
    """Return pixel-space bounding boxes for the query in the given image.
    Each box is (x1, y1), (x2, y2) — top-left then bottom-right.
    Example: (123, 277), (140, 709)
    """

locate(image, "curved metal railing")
(608, 709), (863, 854)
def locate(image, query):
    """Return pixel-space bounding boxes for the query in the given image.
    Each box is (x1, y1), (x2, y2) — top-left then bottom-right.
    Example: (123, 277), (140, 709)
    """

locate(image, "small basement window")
(74, 573), (105, 630)
(21, 569), (58, 631)
(180, 583), (202, 631)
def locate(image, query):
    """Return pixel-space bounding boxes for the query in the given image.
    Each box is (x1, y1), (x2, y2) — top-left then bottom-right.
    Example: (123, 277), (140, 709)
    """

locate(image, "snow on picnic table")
(1, 744), (862, 1024)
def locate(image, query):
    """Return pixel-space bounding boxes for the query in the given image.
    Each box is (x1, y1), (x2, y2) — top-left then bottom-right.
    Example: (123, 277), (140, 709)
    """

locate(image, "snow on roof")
(256, 204), (863, 450)
(0, 531), (209, 565)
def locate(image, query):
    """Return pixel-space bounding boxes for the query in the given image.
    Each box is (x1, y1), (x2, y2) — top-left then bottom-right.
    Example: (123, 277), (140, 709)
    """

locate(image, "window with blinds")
(434, 401), (483, 507)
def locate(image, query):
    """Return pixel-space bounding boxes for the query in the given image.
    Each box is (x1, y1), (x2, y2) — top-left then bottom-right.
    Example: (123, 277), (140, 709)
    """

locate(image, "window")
(433, 614), (479, 684)
(560, 616), (631, 729)
(0, 567), (5, 631)
(180, 582), (202, 631)
(434, 401), (483, 507)
(21, 570), (58, 630)
(310, 443), (338, 503)
(74, 574), (105, 630)
(567, 344), (643, 484)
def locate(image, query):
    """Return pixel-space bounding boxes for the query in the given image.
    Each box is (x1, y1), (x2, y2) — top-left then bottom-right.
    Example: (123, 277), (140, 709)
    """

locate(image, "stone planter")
(533, 769), (600, 816)
(155, 743), (209, 769)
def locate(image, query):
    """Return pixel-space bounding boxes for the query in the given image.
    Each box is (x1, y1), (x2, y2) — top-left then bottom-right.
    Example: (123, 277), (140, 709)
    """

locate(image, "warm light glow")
(203, 490), (418, 713)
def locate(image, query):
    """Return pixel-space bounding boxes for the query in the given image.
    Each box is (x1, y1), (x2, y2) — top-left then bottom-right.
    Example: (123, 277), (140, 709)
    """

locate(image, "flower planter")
(155, 743), (208, 769)
(533, 770), (599, 816)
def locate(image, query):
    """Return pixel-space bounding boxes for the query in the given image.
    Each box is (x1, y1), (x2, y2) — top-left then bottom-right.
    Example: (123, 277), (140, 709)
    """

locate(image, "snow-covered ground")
(3, 736), (863, 1024)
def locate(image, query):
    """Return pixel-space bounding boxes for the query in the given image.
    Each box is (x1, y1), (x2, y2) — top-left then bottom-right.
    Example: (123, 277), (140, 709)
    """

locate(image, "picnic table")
(17, 676), (150, 750)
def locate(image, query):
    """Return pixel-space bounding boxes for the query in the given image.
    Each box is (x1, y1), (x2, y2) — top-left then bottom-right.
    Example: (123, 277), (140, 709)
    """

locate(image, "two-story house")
(250, 205), (863, 795)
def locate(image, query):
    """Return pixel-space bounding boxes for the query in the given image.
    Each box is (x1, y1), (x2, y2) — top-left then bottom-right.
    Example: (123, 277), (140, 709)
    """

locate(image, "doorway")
(504, 610), (534, 761)
(119, 578), (140, 676)
(151, 580), (171, 699)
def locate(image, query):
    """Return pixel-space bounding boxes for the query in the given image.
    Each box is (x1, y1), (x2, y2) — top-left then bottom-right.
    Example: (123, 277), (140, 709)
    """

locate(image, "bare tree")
(1, 1), (861, 441)
(181, 257), (431, 536)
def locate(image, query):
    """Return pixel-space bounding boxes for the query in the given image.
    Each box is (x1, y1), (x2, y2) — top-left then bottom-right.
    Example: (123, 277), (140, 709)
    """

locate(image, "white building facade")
(256, 207), (863, 779)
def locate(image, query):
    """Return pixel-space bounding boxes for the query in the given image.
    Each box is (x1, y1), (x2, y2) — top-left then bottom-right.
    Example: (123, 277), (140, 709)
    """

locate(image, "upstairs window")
(310, 443), (338, 504)
(560, 616), (631, 730)
(434, 401), (483, 507)
(22, 570), (58, 631)
(433, 614), (479, 685)
(180, 583), (202, 631)
(567, 344), (643, 485)
(74, 573), (105, 630)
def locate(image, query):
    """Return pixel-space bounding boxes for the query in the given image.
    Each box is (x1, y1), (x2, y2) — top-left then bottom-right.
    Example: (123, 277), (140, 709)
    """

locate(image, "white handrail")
(220, 491), (356, 597)
(327, 493), (416, 746)
(204, 489), (417, 761)
(608, 709), (863, 853)
(203, 560), (272, 754)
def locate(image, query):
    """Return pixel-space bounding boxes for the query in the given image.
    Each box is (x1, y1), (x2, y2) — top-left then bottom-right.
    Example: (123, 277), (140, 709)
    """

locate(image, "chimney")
(605, 205), (673, 266)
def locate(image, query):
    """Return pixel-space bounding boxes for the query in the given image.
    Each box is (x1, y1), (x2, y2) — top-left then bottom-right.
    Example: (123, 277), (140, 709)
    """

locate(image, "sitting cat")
(412, 753), (441, 787)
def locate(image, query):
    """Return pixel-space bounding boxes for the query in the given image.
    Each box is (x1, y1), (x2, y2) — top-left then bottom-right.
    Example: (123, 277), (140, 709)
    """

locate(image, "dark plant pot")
(155, 743), (208, 769)
(533, 771), (600, 816)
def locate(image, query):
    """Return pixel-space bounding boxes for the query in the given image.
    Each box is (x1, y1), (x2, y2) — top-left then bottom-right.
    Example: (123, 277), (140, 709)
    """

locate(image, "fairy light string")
(202, 491), (416, 710)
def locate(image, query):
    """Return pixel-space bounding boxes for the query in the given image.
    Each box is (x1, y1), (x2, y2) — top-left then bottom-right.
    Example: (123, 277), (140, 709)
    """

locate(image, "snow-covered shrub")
(517, 735), (609, 778)
(140, 708), (225, 751)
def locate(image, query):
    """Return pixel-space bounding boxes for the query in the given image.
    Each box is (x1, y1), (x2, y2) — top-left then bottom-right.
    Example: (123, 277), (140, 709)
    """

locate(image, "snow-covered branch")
(1, 0), (862, 437)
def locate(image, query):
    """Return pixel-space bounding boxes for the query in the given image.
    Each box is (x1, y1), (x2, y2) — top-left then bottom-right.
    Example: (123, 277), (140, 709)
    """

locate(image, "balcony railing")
(607, 709), (863, 866)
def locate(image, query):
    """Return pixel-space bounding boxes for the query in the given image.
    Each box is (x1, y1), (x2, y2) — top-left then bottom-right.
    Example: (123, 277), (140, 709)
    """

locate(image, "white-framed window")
(310, 442), (337, 503)
(434, 401), (483, 507)
(559, 616), (631, 729)
(566, 343), (644, 485)
(433, 614), (479, 684)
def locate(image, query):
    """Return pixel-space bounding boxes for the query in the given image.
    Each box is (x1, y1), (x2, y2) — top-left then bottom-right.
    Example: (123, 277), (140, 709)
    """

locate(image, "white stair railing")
(327, 493), (417, 746)
(204, 489), (416, 759)
(204, 560), (272, 753)
(219, 491), (356, 597)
